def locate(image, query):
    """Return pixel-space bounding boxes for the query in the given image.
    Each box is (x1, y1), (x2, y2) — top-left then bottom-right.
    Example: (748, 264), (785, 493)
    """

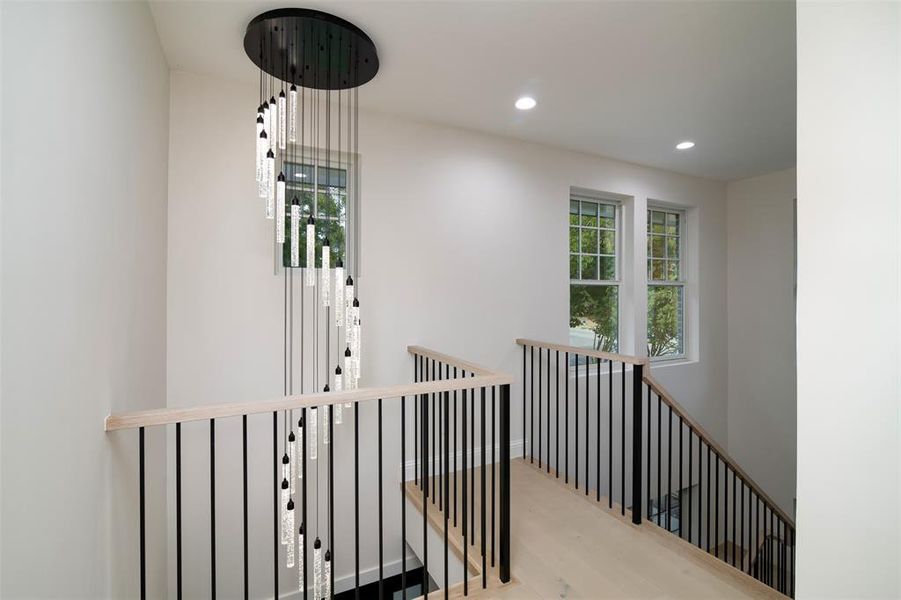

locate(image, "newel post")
(498, 383), (511, 582)
(631, 363), (644, 525)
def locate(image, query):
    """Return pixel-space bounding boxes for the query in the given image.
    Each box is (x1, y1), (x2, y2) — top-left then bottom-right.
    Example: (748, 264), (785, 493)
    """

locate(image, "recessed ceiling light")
(676, 141), (695, 150)
(515, 96), (537, 110)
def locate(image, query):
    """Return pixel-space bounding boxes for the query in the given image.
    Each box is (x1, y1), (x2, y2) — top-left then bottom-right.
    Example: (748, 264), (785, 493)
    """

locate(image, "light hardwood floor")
(409, 458), (786, 599)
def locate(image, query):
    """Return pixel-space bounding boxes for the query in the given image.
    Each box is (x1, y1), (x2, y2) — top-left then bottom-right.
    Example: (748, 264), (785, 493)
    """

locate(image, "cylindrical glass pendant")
(334, 366), (343, 424)
(269, 96), (278, 152)
(286, 499), (295, 567)
(256, 114), (264, 183)
(309, 407), (318, 460)
(282, 453), (290, 484)
(322, 385), (330, 445)
(258, 131), (268, 198)
(298, 524), (305, 590)
(344, 277), (354, 330)
(288, 85), (297, 143)
(288, 431), (296, 494)
(344, 347), (353, 391)
(297, 416), (304, 474)
(276, 173), (286, 242)
(323, 550), (332, 599)
(334, 262), (345, 327)
(266, 150), (276, 219)
(313, 538), (322, 600)
(262, 101), (270, 147)
(278, 91), (287, 150)
(281, 479), (290, 544)
(354, 315), (362, 382)
(321, 241), (330, 306)
(306, 217), (316, 286)
(290, 199), (300, 267)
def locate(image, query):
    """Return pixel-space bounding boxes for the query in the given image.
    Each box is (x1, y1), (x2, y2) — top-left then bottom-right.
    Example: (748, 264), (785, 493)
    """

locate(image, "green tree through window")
(647, 208), (684, 358)
(282, 161), (347, 268)
(569, 196), (618, 352)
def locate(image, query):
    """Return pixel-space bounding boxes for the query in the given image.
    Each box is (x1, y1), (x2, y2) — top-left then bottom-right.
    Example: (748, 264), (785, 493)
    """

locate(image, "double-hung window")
(647, 207), (685, 358)
(569, 195), (619, 352)
(283, 158), (348, 268)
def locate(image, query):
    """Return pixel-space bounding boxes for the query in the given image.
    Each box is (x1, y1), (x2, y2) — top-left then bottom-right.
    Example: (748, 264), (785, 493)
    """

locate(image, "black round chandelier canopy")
(244, 8), (379, 90)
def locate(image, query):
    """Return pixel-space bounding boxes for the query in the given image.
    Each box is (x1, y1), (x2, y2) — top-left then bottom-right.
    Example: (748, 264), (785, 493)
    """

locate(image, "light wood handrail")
(515, 338), (649, 366)
(105, 347), (513, 431)
(643, 373), (795, 528)
(407, 345), (495, 375)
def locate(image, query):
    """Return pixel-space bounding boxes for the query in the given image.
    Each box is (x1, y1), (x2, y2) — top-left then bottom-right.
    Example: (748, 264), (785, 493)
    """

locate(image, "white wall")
(166, 70), (728, 596)
(726, 168), (797, 515)
(796, 2), (900, 597)
(0, 2), (169, 597)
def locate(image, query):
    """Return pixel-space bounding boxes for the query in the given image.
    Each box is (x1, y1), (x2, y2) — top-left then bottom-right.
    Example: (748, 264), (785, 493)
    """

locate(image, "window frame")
(568, 193), (622, 353)
(646, 205), (687, 361)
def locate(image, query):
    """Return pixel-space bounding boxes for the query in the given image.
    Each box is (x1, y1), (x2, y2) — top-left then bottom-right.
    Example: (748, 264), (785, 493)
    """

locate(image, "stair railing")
(104, 345), (512, 599)
(516, 338), (795, 598)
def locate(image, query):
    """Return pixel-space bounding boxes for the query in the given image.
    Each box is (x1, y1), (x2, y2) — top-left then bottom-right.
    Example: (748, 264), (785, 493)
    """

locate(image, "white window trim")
(647, 205), (687, 362)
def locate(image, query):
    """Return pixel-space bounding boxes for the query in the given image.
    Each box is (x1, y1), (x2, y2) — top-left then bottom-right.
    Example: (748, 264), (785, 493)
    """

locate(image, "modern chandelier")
(244, 8), (378, 599)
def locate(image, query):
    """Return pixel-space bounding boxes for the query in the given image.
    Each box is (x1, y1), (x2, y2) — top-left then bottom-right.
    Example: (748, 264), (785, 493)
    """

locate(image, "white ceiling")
(149, 0), (796, 181)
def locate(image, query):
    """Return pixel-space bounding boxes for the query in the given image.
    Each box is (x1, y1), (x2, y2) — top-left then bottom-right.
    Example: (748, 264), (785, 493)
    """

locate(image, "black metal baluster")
(538, 348), (543, 469)
(556, 351), (560, 478)
(498, 383), (511, 584)
(574, 354), (579, 490)
(688, 428), (693, 546)
(585, 356), (589, 497)
(454, 367), (458, 528)
(723, 462), (727, 562)
(462, 387), (467, 596)
(491, 385), (496, 567)
(715, 453), (720, 559)
(657, 393), (661, 526)
(378, 398), (384, 597)
(444, 390), (450, 599)
(620, 363), (625, 516)
(522, 345), (526, 468)
(667, 405), (672, 532)
(565, 352), (569, 484)
(210, 419), (217, 599)
(596, 357), (601, 501)
(530, 346), (534, 464)
(706, 444), (711, 553)
(608, 360), (613, 510)
(421, 392), (429, 595)
(732, 470), (737, 567)
(241, 417), (247, 600)
(740, 479), (745, 573)
(646, 383), (651, 518)
(432, 359), (436, 504)
(547, 350), (551, 475)
(401, 397), (406, 600)
(481, 386), (487, 588)
(272, 413), (278, 599)
(354, 402), (359, 597)
(678, 416), (683, 539)
(176, 423), (183, 600)
(754, 495), (759, 578)
(415, 356), (419, 487)
(139, 427), (146, 600)
(470, 379), (475, 544)
(303, 410), (309, 600)
(790, 527), (795, 597)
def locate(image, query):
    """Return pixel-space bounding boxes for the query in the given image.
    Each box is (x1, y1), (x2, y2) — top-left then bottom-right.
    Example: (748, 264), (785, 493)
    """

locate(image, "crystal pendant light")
(282, 453), (290, 484)
(280, 478), (290, 544)
(286, 500), (296, 567)
(257, 129), (268, 198)
(323, 550), (332, 599)
(276, 173), (286, 243)
(313, 538), (322, 600)
(266, 149), (276, 219)
(352, 299), (361, 382)
(334, 260), (345, 327)
(321, 239), (330, 306)
(344, 276), (354, 330)
(308, 407), (317, 460)
(322, 384), (330, 445)
(278, 90), (287, 150)
(262, 100), (270, 146)
(297, 416), (304, 478)
(269, 95), (278, 152)
(288, 430), (296, 494)
(255, 112), (264, 184)
(306, 216), (316, 286)
(290, 197), (300, 267)
(298, 523), (305, 591)
(344, 347), (353, 391)
(333, 365), (343, 424)
(288, 84), (297, 143)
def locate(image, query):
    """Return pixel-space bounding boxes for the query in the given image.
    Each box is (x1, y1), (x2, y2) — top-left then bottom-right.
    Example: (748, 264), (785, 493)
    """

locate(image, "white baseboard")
(401, 439), (524, 482)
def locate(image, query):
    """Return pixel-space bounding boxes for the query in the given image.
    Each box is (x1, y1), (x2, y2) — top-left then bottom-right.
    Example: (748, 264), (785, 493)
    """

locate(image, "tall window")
(647, 208), (685, 358)
(283, 159), (348, 268)
(569, 195), (619, 352)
